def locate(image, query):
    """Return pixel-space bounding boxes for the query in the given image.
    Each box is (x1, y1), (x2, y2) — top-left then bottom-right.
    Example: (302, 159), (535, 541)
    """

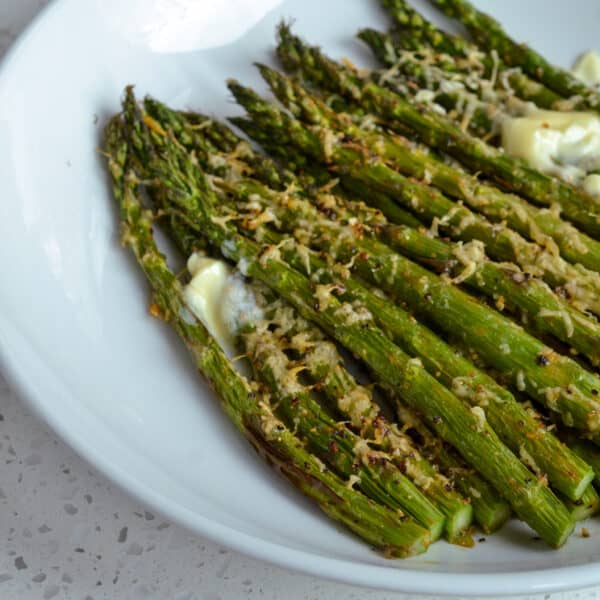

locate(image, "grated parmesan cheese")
(537, 308), (574, 338)
(470, 406), (486, 432)
(451, 240), (486, 284)
(516, 370), (526, 392)
(333, 302), (373, 326)
(338, 387), (373, 427)
(519, 445), (542, 477)
(346, 474), (361, 490)
(469, 486), (482, 499)
(258, 245), (281, 268)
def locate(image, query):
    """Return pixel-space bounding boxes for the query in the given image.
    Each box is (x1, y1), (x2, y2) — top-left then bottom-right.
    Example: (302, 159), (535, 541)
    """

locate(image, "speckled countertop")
(1, 2), (600, 599)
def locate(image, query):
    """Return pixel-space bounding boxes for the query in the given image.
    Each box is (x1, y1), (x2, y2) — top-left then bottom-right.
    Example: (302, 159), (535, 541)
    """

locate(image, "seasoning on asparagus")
(274, 24), (600, 237)
(257, 64), (600, 315)
(261, 301), (474, 541)
(128, 94), (579, 546)
(379, 0), (565, 110)
(228, 80), (600, 437)
(143, 99), (594, 501)
(104, 115), (431, 557)
(430, 0), (600, 112)
(241, 322), (447, 540)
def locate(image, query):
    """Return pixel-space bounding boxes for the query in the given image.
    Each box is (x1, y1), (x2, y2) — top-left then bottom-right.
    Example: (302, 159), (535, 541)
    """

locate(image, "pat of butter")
(501, 109), (600, 183)
(583, 173), (600, 196)
(184, 254), (236, 356)
(183, 253), (264, 357)
(572, 50), (600, 88)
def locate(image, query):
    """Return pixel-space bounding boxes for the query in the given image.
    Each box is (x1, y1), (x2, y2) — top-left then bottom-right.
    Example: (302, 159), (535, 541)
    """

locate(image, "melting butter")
(572, 50), (600, 88)
(501, 109), (600, 185)
(183, 253), (262, 356)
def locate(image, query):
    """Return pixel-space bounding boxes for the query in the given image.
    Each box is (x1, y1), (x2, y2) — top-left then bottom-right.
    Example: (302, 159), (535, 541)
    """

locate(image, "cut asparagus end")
(561, 485), (600, 522)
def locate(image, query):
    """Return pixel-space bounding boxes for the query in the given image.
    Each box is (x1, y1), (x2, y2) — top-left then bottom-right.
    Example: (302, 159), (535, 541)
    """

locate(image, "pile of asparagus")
(104, 0), (600, 557)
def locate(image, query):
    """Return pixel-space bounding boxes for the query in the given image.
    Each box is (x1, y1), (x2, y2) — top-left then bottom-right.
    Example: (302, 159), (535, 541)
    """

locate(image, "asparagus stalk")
(227, 185), (594, 500)
(219, 176), (596, 491)
(236, 78), (600, 277)
(141, 97), (426, 232)
(430, 0), (600, 112)
(396, 396), (597, 523)
(300, 331), (508, 534)
(392, 402), (512, 534)
(132, 102), (577, 546)
(142, 100), (593, 501)
(425, 444), (512, 533)
(217, 128), (600, 367)
(105, 116), (431, 557)
(228, 82), (600, 434)
(274, 25), (600, 238)
(357, 28), (507, 140)
(241, 326), (446, 540)
(562, 486), (600, 522)
(144, 96), (424, 236)
(266, 308), (475, 540)
(257, 64), (600, 306)
(561, 432), (600, 485)
(224, 117), (422, 232)
(382, 224), (600, 367)
(139, 110), (479, 538)
(382, 0), (469, 55)
(380, 0), (565, 110)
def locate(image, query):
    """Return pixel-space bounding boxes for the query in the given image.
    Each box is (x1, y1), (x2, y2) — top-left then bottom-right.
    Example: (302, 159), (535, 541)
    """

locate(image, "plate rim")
(0, 0), (599, 595)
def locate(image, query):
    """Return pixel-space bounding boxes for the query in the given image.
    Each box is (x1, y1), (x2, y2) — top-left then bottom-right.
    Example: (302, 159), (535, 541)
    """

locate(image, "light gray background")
(1, 1), (599, 599)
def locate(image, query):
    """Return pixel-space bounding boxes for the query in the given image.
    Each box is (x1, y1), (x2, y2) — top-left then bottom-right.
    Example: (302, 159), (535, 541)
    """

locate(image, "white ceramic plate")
(1, 0), (600, 595)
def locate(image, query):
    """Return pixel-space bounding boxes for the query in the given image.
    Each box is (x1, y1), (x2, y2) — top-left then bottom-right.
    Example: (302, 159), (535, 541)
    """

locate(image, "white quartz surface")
(1, 1), (600, 599)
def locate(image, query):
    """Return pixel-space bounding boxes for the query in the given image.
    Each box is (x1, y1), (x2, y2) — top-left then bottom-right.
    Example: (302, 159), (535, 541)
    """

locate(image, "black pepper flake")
(432, 416), (442, 424)
(592, 389), (599, 396)
(536, 353), (550, 366)
(478, 537), (486, 543)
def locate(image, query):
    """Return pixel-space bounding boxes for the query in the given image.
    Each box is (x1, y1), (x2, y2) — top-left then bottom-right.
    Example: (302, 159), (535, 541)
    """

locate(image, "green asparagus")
(274, 25), (600, 237)
(228, 81), (600, 436)
(238, 75), (600, 276)
(104, 115), (431, 557)
(562, 485), (600, 521)
(265, 306), (475, 540)
(242, 325), (446, 540)
(140, 99), (594, 500)
(431, 0), (600, 112)
(357, 28), (507, 139)
(133, 102), (576, 545)
(257, 64), (600, 310)
(381, 0), (566, 109)
(392, 402), (513, 534)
